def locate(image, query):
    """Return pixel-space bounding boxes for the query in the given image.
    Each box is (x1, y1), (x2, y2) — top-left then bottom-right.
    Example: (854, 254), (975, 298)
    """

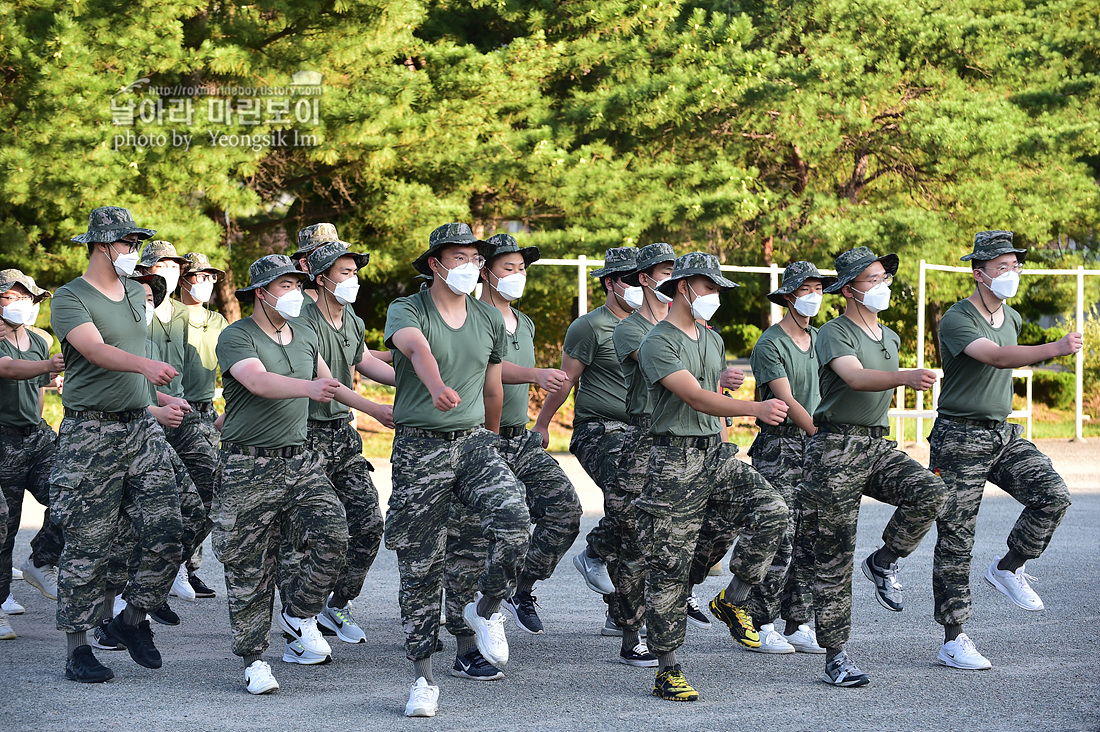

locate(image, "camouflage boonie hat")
(657, 252), (739, 298)
(0, 269), (51, 302)
(235, 254), (307, 302)
(767, 261), (837, 306)
(293, 223), (346, 258)
(138, 240), (188, 269)
(412, 223), (491, 276)
(623, 243), (676, 286)
(824, 247), (899, 294)
(308, 241), (370, 278)
(486, 233), (540, 267)
(590, 247), (639, 279)
(71, 206), (156, 244)
(181, 252), (225, 276)
(960, 230), (1027, 263)
(129, 273), (167, 308)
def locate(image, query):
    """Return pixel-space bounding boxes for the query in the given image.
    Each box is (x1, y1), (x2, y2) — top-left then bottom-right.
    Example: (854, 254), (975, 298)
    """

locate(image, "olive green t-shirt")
(501, 308), (537, 429)
(384, 289), (506, 431)
(217, 317), (319, 448)
(563, 305), (628, 425)
(614, 312), (657, 419)
(300, 298), (366, 422)
(149, 299), (189, 399)
(638, 319), (725, 437)
(51, 277), (154, 412)
(0, 329), (50, 428)
(938, 299), (1022, 421)
(750, 323), (820, 428)
(181, 307), (228, 403)
(814, 316), (901, 429)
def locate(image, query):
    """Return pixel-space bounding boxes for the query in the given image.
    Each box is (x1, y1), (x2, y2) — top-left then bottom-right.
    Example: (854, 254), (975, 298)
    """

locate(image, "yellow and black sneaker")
(709, 589), (761, 648)
(652, 664), (699, 702)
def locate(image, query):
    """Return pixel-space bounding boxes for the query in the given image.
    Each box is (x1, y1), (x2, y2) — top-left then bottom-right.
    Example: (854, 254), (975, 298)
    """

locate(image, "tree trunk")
(215, 265), (241, 323)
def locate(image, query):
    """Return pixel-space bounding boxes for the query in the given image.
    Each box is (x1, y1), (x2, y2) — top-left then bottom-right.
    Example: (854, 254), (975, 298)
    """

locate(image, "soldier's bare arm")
(0, 353), (57, 380)
(501, 360), (567, 393)
(764, 376), (816, 435)
(65, 320), (178, 385)
(229, 357), (339, 402)
(659, 368), (788, 424)
(483, 361), (504, 433)
(829, 354), (937, 392)
(389, 326), (459, 411)
(963, 333), (1083, 369)
(532, 351), (585, 447)
(321, 354), (395, 428)
(355, 349), (396, 387)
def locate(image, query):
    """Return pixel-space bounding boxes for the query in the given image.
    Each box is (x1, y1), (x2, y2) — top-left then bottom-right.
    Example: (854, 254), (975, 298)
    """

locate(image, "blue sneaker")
(450, 648), (504, 680)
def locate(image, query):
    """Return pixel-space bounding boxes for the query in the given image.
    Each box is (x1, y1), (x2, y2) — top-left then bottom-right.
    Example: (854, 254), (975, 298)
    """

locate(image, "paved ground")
(4, 440), (1099, 731)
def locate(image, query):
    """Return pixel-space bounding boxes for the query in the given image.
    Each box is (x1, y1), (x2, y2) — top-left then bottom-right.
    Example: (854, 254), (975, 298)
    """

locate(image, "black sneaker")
(107, 616), (162, 669)
(89, 618), (125, 651)
(861, 551), (903, 612)
(686, 593), (711, 629)
(619, 641), (658, 667)
(450, 648), (504, 680)
(65, 645), (114, 683)
(149, 602), (180, 626)
(188, 573), (216, 599)
(502, 590), (544, 635)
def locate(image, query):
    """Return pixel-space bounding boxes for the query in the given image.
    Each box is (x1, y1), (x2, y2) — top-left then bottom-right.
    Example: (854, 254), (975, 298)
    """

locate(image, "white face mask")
(189, 280), (214, 303)
(853, 282), (891, 313)
(109, 244), (140, 277)
(263, 287), (304, 319)
(493, 273), (527, 301)
(649, 279), (674, 305)
(687, 283), (721, 321)
(144, 302), (155, 327)
(1, 300), (35, 327)
(327, 275), (360, 305)
(155, 270), (179, 294)
(792, 292), (823, 317)
(983, 270), (1020, 300)
(439, 262), (480, 296)
(622, 285), (645, 310)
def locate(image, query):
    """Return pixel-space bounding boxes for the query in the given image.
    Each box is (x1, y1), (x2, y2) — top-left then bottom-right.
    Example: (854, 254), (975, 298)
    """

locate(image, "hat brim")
(622, 254), (678, 286)
(293, 239), (353, 260)
(0, 280), (51, 302)
(413, 240), (492, 276)
(824, 253), (899, 293)
(130, 274), (167, 308)
(71, 227), (157, 244)
(590, 265), (638, 280)
(139, 255), (189, 268)
(183, 265), (226, 277)
(235, 268), (308, 302)
(767, 274), (838, 306)
(960, 247), (1027, 263)
(658, 271), (740, 298)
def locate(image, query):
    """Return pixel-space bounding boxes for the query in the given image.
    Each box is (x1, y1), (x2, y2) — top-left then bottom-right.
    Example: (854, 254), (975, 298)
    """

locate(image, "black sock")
(456, 635), (475, 656)
(585, 546), (600, 560)
(328, 595), (347, 609)
(243, 653), (263, 667)
(944, 624), (963, 642)
(874, 546), (899, 567)
(998, 550), (1025, 573)
(826, 647), (843, 663)
(515, 575), (536, 594)
(784, 619), (801, 636)
(476, 594), (501, 618)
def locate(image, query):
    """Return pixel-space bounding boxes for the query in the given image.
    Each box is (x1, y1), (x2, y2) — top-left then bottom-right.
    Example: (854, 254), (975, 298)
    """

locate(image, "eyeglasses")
(852, 273), (893, 288)
(187, 273), (219, 283)
(113, 239), (142, 253)
(445, 254), (486, 269)
(982, 263), (1024, 277)
(0, 294), (33, 303)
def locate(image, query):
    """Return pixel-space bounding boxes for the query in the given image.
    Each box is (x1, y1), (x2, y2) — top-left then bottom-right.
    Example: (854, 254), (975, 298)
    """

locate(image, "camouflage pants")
(570, 419), (627, 573)
(386, 428), (529, 661)
(607, 420), (654, 632)
(211, 447), (348, 658)
(1, 424), (65, 601)
(800, 430), (946, 650)
(166, 406), (220, 573)
(745, 430), (815, 626)
(106, 440), (205, 599)
(306, 419), (384, 604)
(51, 412), (183, 632)
(443, 428), (581, 637)
(638, 440), (788, 656)
(929, 418), (1070, 627)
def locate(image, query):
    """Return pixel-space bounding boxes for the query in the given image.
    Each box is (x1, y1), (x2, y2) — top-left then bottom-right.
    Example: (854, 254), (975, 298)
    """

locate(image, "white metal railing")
(889, 368), (1033, 444)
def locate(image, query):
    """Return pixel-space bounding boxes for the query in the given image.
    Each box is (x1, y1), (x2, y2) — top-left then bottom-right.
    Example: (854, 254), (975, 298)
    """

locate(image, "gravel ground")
(3, 439), (1098, 731)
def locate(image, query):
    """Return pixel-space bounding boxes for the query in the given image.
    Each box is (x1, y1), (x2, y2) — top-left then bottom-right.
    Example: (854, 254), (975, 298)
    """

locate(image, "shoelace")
(299, 616), (323, 642)
(955, 634), (978, 654)
(881, 563), (903, 591)
(662, 669), (691, 689)
(763, 628), (785, 645)
(1012, 569), (1039, 589)
(731, 604), (754, 629)
(486, 613), (508, 645)
(630, 642), (650, 657)
(332, 606), (359, 626)
(831, 653), (861, 682)
(687, 594), (702, 612)
(515, 593), (539, 613)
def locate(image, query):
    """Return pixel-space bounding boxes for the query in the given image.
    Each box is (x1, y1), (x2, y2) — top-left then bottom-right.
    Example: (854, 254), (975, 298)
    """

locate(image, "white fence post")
(769, 263), (781, 326)
(1076, 266), (1085, 441)
(916, 260), (927, 444)
(577, 255), (588, 316)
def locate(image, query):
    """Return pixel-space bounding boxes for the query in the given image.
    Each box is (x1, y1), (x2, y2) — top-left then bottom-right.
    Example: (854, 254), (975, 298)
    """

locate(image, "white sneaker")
(938, 633), (992, 670)
(277, 607), (332, 657)
(463, 592), (509, 668)
(985, 556), (1044, 611)
(169, 564), (197, 602)
(20, 558), (58, 600)
(112, 595), (126, 617)
(282, 636), (332, 665)
(245, 660), (279, 694)
(405, 677), (439, 717)
(0, 610), (15, 640)
(3, 594), (25, 615)
(749, 623), (795, 654)
(319, 602), (367, 644)
(783, 623), (826, 654)
(11, 567), (22, 581)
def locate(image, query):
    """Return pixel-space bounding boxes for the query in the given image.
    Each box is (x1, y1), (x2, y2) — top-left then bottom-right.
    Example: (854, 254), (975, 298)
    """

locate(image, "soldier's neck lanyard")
(3, 329), (28, 357)
(188, 307), (211, 332)
(321, 293), (349, 348)
(975, 284), (1003, 326)
(156, 310), (173, 343)
(854, 307), (890, 360)
(259, 299), (294, 370)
